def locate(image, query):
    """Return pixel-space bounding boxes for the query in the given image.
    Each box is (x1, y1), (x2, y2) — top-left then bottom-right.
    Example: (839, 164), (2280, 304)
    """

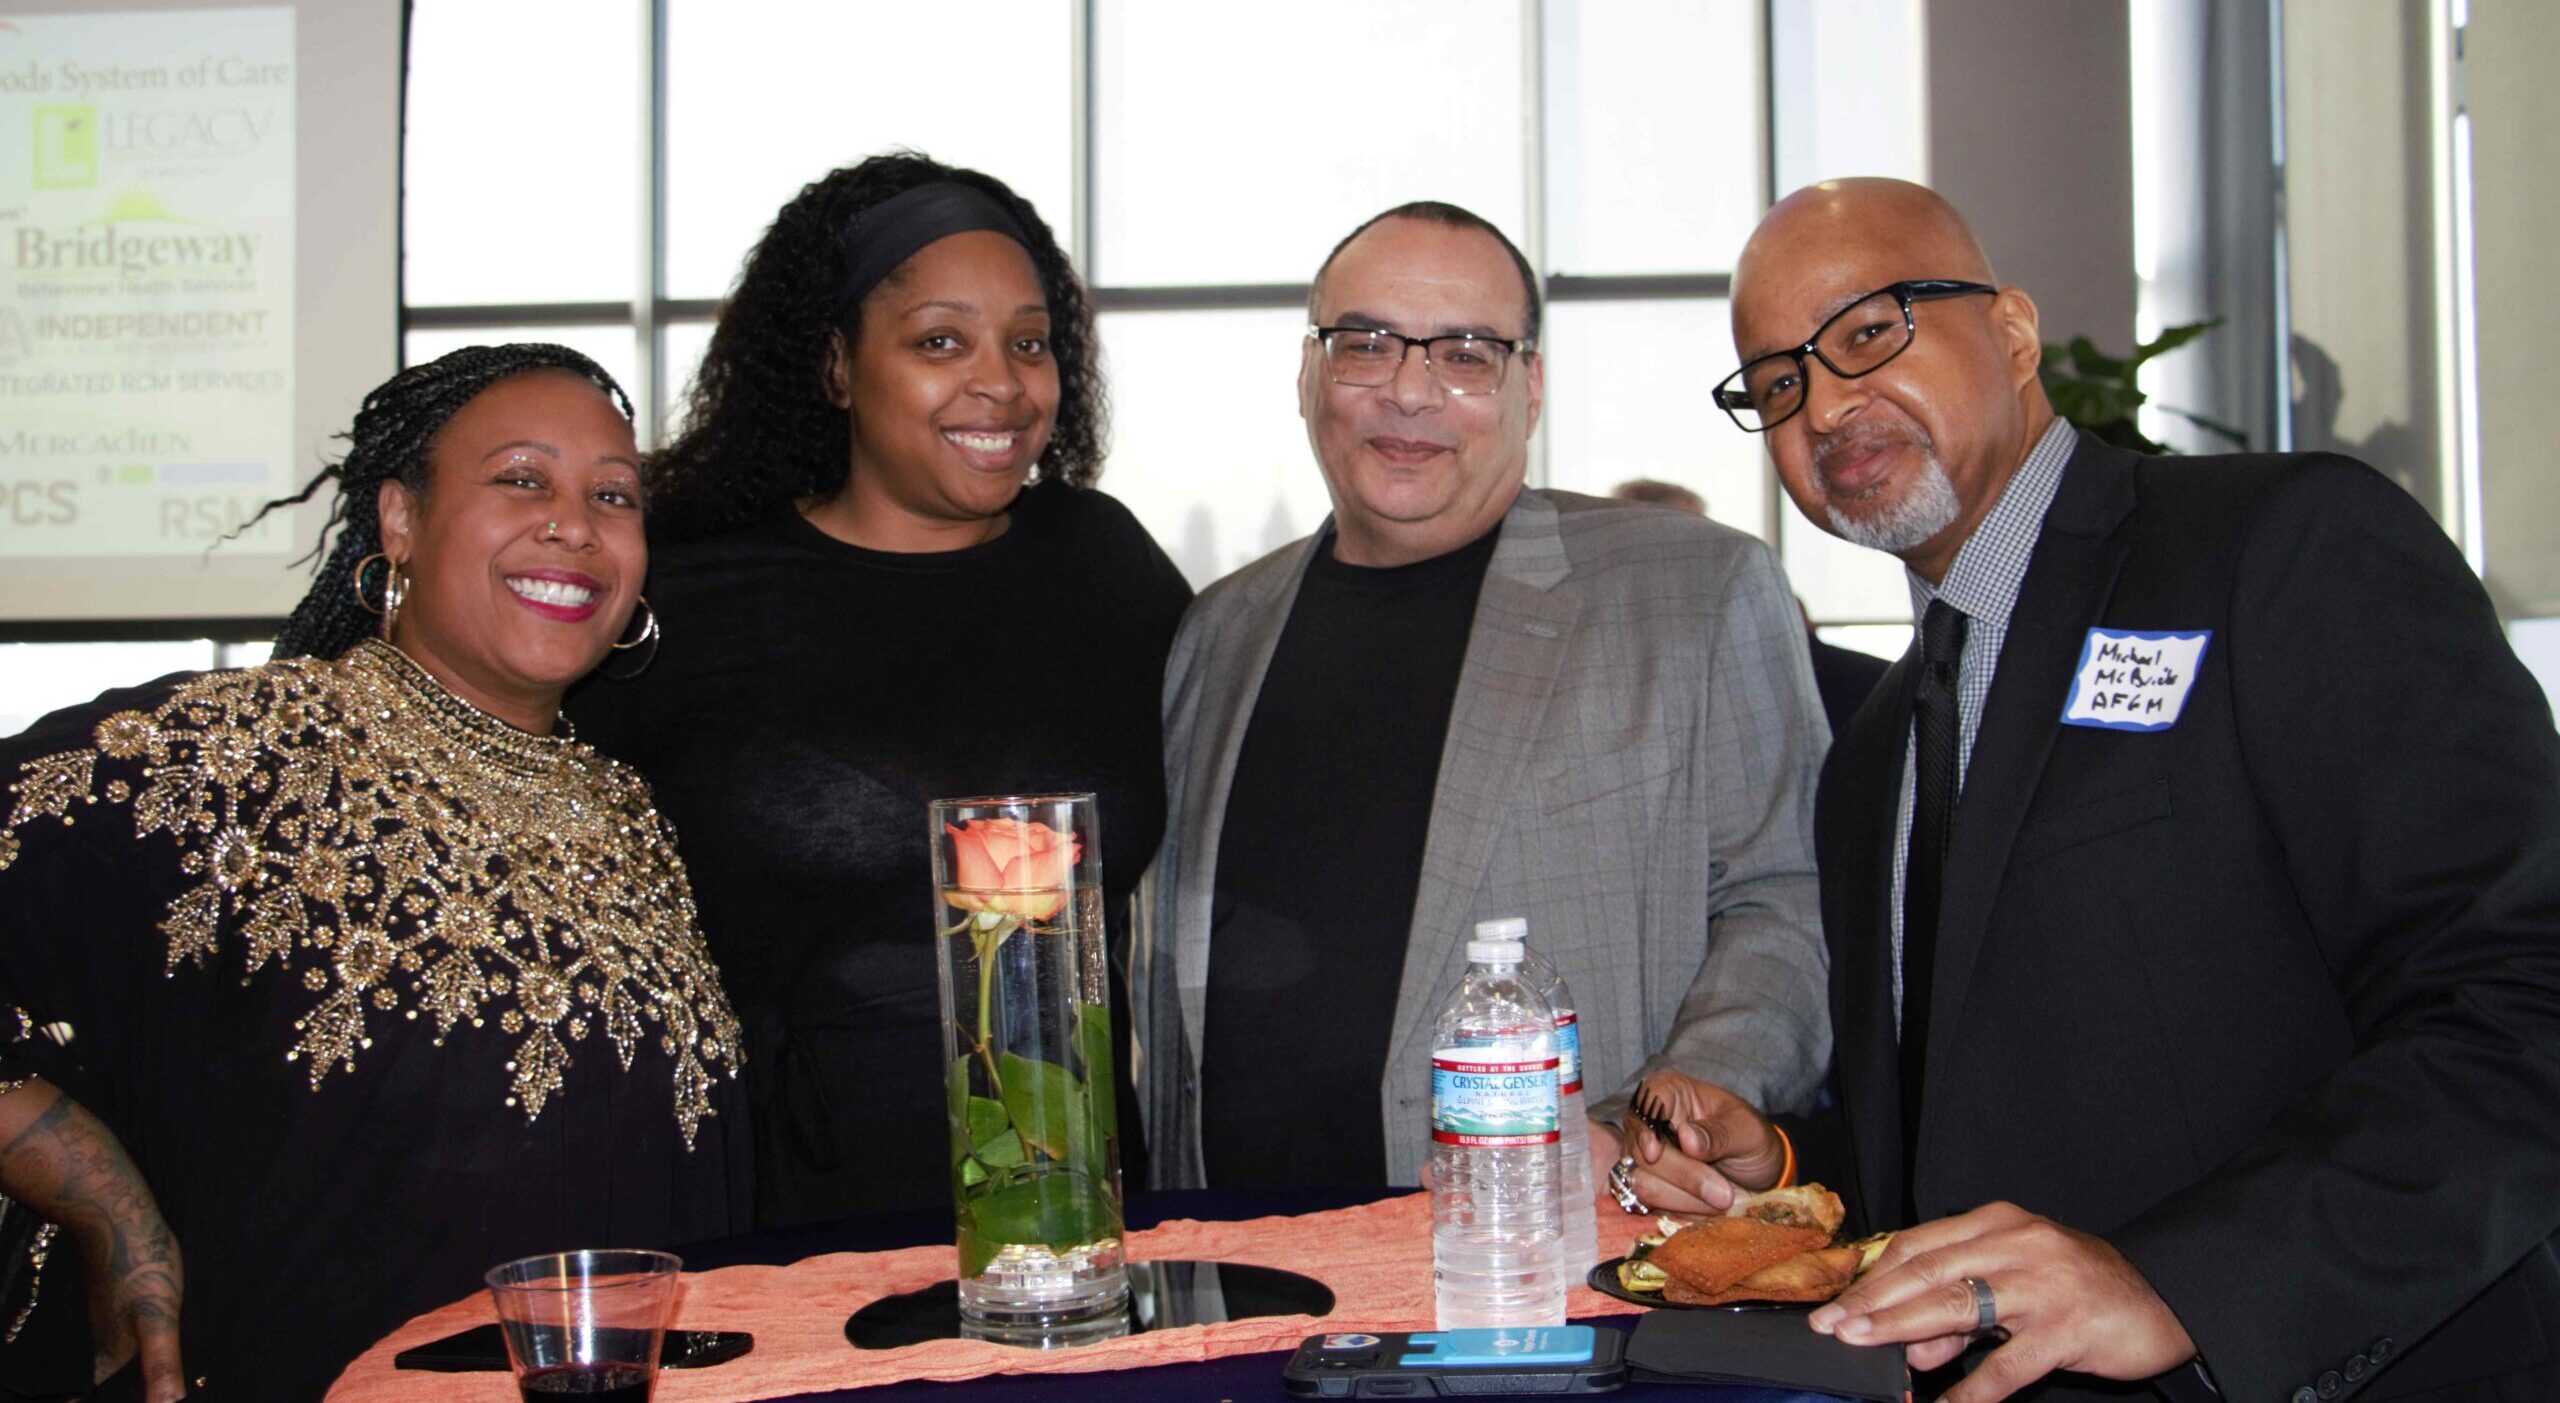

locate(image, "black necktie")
(1900, 598), (1968, 1185)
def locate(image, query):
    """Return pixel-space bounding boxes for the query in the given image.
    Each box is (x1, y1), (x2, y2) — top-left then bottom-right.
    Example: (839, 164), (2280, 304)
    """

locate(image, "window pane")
(659, 320), (717, 437)
(402, 325), (643, 425)
(1816, 623), (1911, 662)
(403, 0), (639, 305)
(1, 642), (218, 739)
(1096, 308), (1331, 589)
(663, 0), (1075, 301)
(1539, 299), (1772, 541)
(1770, 0), (1929, 194)
(1094, 0), (1527, 286)
(1543, 0), (1762, 275)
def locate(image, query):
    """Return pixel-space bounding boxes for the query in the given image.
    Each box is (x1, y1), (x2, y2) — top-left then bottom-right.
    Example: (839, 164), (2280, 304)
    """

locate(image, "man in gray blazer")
(1135, 201), (1833, 1204)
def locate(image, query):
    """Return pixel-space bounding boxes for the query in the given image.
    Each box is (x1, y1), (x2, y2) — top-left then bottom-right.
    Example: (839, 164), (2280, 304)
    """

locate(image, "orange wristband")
(1771, 1123), (1797, 1189)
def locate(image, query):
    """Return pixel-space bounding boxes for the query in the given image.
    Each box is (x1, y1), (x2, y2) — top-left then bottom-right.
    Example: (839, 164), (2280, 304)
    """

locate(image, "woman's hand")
(0, 1081), (186, 1401)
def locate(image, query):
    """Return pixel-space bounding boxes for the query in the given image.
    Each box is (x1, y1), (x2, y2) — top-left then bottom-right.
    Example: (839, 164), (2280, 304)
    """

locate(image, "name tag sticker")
(2060, 629), (2211, 732)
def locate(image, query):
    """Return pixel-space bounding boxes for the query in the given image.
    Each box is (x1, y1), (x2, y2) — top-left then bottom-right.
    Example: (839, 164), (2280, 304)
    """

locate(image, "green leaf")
(965, 1172), (1120, 1253)
(958, 1220), (1000, 1279)
(1072, 1000), (1115, 1086)
(1072, 1001), (1120, 1181)
(966, 1095), (1011, 1151)
(2045, 381), (2111, 424)
(2126, 318), (2221, 370)
(2067, 336), (2127, 378)
(959, 1157), (989, 1189)
(977, 1128), (1027, 1168)
(1000, 1052), (1083, 1161)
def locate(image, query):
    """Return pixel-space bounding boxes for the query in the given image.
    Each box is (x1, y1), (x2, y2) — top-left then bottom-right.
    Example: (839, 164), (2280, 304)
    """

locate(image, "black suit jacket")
(1810, 635), (1893, 739)
(1817, 433), (2560, 1403)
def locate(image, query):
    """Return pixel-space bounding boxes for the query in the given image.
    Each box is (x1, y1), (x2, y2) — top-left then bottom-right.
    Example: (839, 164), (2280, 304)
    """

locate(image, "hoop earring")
(602, 595), (661, 679)
(380, 562), (409, 642)
(611, 595), (658, 651)
(352, 553), (389, 616)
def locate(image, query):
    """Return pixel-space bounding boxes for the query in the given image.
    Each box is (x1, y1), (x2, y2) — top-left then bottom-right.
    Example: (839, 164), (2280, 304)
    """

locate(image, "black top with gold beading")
(0, 641), (749, 1402)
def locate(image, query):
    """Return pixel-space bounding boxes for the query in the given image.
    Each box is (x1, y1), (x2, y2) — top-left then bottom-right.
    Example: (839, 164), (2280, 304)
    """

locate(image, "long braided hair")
(647, 152), (1106, 543)
(250, 343), (634, 660)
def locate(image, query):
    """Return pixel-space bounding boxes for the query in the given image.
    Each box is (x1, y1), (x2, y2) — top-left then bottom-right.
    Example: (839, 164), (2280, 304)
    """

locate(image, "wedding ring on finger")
(1608, 1154), (1650, 1215)
(1963, 1275), (1998, 1333)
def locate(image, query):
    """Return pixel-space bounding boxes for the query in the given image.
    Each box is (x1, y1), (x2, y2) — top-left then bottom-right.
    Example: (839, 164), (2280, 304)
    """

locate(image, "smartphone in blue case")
(1282, 1325), (1628, 1396)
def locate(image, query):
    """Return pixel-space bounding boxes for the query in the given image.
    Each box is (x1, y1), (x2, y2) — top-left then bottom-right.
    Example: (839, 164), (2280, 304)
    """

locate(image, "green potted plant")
(2040, 320), (2250, 454)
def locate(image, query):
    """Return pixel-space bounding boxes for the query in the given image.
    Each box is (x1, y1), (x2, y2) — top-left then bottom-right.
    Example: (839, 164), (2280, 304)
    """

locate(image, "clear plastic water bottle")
(1519, 940), (1597, 1271)
(1431, 918), (1566, 1329)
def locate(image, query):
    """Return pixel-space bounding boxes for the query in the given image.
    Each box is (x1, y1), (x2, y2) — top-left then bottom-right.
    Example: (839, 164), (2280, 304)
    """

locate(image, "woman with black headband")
(571, 153), (1189, 1227)
(0, 345), (746, 1400)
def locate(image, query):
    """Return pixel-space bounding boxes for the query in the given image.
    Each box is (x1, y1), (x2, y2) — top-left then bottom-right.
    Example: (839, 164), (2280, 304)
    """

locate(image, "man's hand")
(1610, 1073), (1788, 1213)
(0, 1083), (186, 1401)
(1806, 1201), (2194, 1402)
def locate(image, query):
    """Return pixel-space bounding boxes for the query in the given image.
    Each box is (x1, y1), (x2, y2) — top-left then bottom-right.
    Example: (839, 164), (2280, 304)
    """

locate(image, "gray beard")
(1826, 453), (1961, 554)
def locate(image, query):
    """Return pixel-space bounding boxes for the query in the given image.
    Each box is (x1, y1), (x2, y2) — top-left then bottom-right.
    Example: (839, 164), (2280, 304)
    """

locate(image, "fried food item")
(1646, 1216), (1832, 1295)
(1617, 1183), (1876, 1306)
(1727, 1183), (1845, 1237)
(1663, 1245), (1861, 1305)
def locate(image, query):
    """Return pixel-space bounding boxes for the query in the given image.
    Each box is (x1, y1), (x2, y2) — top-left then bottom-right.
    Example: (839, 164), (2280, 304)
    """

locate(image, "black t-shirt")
(1199, 525), (1499, 1188)
(569, 480), (1191, 1226)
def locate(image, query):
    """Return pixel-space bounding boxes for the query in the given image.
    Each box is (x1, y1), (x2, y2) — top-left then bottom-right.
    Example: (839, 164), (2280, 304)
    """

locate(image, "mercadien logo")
(34, 104), (97, 189)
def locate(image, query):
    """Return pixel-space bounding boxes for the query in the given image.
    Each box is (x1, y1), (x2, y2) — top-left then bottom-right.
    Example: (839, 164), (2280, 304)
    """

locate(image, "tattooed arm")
(0, 1081), (184, 1402)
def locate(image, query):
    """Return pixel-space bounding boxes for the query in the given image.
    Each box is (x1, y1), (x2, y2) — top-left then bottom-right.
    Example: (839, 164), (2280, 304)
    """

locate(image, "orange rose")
(942, 818), (1083, 921)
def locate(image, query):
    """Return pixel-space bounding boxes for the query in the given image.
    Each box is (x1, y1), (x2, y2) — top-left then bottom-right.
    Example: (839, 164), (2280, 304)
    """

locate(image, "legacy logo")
(33, 104), (96, 189)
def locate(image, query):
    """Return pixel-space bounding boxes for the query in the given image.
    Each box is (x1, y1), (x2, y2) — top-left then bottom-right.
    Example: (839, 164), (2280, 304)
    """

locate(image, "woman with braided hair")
(570, 153), (1189, 1226)
(0, 345), (747, 1400)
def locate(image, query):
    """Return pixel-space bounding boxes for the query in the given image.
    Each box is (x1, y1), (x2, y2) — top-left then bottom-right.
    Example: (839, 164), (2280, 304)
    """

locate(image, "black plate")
(1587, 1256), (1810, 1312)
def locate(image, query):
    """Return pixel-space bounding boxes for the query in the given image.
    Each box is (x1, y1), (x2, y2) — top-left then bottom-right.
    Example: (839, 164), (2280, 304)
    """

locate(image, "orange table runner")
(327, 1191), (1648, 1400)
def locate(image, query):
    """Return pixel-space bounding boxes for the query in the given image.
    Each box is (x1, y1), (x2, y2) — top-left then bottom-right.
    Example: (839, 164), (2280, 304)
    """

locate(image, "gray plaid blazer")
(1134, 487), (1832, 1187)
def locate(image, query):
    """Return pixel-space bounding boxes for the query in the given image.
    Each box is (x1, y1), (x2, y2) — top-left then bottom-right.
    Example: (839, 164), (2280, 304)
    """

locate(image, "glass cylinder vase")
(929, 793), (1128, 1345)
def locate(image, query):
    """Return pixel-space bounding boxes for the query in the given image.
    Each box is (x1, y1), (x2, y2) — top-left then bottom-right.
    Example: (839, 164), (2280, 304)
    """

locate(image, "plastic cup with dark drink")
(485, 1249), (683, 1403)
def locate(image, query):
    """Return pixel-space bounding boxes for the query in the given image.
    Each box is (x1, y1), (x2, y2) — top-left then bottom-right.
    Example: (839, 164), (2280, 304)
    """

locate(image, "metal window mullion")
(634, 0), (670, 447)
(1758, 0), (1783, 549)
(1524, 0), (1550, 489)
(1074, 0), (1097, 279)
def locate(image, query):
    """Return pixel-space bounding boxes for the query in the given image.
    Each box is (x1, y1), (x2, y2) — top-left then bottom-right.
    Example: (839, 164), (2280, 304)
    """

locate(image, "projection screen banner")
(0, 1), (396, 630)
(3, 8), (294, 558)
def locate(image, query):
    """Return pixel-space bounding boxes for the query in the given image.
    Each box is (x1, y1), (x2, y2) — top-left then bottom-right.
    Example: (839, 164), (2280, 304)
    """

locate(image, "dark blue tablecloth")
(669, 1189), (1868, 1403)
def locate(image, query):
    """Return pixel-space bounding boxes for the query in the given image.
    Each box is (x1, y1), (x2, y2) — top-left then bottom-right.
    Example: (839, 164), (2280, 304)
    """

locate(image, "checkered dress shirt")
(1891, 417), (2080, 1031)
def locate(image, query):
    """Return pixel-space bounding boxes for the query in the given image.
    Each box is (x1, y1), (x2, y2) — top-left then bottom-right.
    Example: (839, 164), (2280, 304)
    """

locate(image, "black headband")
(839, 181), (1034, 314)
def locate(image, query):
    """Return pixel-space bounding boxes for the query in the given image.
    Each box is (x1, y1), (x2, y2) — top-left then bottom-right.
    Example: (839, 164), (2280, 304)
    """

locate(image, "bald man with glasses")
(1134, 201), (1833, 1215)
(1627, 177), (2560, 1403)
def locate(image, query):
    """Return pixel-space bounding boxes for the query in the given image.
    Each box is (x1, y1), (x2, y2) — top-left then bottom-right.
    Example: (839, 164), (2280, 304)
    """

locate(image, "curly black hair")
(647, 152), (1106, 542)
(245, 343), (634, 660)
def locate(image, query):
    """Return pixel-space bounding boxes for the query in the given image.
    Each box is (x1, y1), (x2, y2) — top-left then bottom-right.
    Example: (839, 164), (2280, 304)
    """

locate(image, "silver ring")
(1963, 1276), (1997, 1333)
(1607, 1155), (1649, 1215)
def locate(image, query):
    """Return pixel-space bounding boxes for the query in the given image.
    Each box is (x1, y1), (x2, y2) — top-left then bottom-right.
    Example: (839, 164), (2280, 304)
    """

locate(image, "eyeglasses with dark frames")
(1712, 280), (1997, 432)
(1308, 325), (1535, 396)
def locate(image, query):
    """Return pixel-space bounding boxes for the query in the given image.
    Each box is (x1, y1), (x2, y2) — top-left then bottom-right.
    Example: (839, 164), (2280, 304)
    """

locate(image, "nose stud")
(541, 521), (560, 541)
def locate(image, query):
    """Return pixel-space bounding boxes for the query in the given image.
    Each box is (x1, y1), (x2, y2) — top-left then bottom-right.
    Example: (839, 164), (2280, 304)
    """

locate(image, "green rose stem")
(969, 910), (1019, 1098)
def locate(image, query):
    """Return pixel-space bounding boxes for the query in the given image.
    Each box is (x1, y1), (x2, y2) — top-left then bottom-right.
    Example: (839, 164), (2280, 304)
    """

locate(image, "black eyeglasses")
(1308, 325), (1534, 396)
(1713, 280), (1997, 432)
